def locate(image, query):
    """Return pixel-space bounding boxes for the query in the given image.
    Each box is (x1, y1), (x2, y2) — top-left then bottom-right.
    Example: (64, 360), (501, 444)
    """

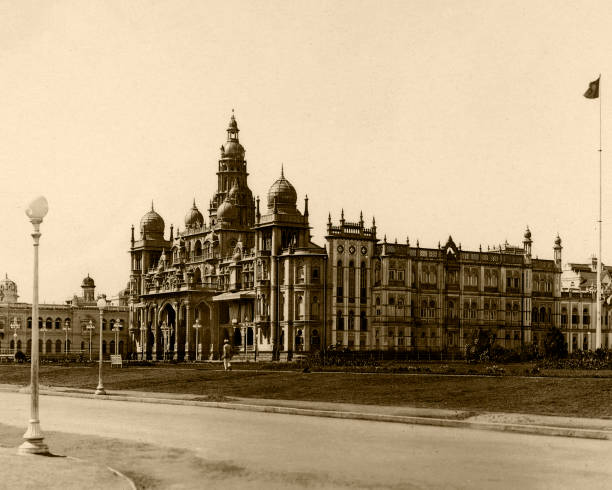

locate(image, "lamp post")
(18, 195), (49, 455)
(112, 319), (121, 355)
(86, 320), (95, 361)
(95, 296), (107, 395)
(192, 318), (202, 361)
(128, 322), (136, 360)
(140, 322), (146, 360)
(10, 317), (20, 358)
(160, 321), (170, 361)
(63, 320), (71, 358)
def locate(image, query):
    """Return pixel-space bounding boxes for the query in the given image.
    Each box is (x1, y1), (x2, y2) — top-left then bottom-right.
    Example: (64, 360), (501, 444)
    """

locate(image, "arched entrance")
(194, 301), (212, 360)
(159, 303), (177, 360)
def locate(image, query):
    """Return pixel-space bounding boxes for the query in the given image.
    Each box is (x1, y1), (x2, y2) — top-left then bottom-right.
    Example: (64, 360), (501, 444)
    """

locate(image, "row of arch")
(21, 317), (121, 331)
(5, 339), (125, 354)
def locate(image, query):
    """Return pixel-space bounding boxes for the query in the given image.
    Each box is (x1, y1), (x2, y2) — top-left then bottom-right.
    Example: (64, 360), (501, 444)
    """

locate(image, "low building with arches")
(0, 274), (129, 359)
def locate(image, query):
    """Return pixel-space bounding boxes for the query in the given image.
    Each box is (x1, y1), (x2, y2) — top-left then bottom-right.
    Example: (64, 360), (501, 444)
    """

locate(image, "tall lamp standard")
(85, 320), (95, 362)
(112, 319), (121, 355)
(63, 320), (71, 358)
(18, 195), (49, 455)
(160, 321), (170, 361)
(192, 318), (202, 361)
(10, 317), (20, 358)
(95, 296), (107, 395)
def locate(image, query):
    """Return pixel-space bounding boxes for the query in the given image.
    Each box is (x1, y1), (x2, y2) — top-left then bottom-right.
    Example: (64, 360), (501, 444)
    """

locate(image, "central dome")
(267, 168), (297, 211)
(140, 203), (165, 237)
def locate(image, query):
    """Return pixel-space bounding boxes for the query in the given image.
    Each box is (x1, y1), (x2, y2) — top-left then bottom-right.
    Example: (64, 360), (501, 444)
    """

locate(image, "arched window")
(102, 319), (107, 330)
(194, 267), (202, 285)
(336, 261), (344, 302)
(45, 318), (52, 329)
(447, 301), (455, 319)
(55, 340), (62, 353)
(470, 301), (477, 319)
(295, 295), (303, 319)
(583, 308), (590, 325)
(348, 310), (355, 330)
(464, 302), (470, 319)
(422, 300), (428, 318)
(561, 307), (568, 325)
(492, 272), (498, 287)
(360, 262), (367, 304)
(348, 261), (355, 303)
(38, 317), (43, 328)
(485, 272), (491, 287)
(194, 240), (202, 257)
(532, 307), (539, 323)
(572, 308), (578, 325)
(27, 317), (32, 329)
(102, 340), (107, 354)
(429, 300), (436, 319)
(64, 318), (71, 329)
(296, 266), (304, 284)
(55, 318), (61, 329)
(45, 339), (51, 353)
(337, 311), (344, 331)
(539, 307), (546, 323)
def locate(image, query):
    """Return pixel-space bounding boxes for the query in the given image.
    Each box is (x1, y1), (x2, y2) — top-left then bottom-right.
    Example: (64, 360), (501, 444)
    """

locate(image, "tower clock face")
(361, 246), (367, 255)
(349, 245), (356, 254)
(337, 245), (344, 253)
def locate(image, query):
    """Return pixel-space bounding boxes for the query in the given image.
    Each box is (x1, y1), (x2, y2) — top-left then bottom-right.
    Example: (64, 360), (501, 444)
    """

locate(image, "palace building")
(127, 113), (611, 361)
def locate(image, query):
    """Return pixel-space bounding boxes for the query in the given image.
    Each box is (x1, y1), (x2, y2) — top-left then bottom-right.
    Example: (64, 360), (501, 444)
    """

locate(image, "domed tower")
(0, 274), (18, 303)
(129, 202), (171, 300)
(81, 274), (96, 302)
(209, 112), (255, 228)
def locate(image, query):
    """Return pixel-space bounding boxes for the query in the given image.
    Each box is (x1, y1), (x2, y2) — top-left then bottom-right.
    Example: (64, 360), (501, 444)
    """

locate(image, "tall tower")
(209, 112), (255, 228)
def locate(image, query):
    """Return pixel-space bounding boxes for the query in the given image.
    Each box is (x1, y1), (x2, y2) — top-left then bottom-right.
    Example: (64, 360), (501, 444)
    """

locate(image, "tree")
(543, 326), (568, 359)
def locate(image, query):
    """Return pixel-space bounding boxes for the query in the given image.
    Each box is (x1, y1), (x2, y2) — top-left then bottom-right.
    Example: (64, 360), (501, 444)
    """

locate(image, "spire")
(340, 208), (345, 226)
(281, 164), (284, 178)
(359, 211), (364, 227)
(131, 225), (135, 245)
(256, 195), (261, 220)
(170, 224), (174, 241)
(328, 212), (331, 224)
(304, 195), (309, 217)
(151, 200), (154, 212)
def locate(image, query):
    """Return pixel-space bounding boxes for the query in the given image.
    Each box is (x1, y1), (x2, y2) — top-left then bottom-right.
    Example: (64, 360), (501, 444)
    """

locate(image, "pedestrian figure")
(223, 339), (232, 371)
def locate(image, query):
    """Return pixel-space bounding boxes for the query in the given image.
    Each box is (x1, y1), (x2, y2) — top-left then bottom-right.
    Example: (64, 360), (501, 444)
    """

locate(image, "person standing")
(222, 339), (232, 371)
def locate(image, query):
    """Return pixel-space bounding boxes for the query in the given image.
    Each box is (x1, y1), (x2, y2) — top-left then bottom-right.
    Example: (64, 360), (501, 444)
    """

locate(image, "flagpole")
(596, 75), (602, 349)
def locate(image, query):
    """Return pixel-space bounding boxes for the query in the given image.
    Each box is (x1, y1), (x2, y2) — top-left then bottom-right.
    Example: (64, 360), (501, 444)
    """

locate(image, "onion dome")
(185, 199), (204, 228)
(524, 226), (532, 241)
(81, 274), (95, 288)
(140, 202), (165, 237)
(217, 198), (238, 222)
(267, 166), (297, 211)
(555, 234), (562, 247)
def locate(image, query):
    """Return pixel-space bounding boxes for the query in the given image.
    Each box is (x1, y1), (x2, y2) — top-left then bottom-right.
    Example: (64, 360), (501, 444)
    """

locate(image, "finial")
(417, 239), (420, 247)
(151, 200), (154, 211)
(281, 164), (284, 178)
(372, 216), (376, 226)
(131, 225), (135, 243)
(304, 195), (309, 216)
(479, 244), (482, 252)
(394, 238), (398, 244)
(438, 241), (441, 248)
(384, 234), (387, 243)
(170, 224), (174, 241)
(341, 208), (344, 219)
(407, 236), (410, 246)
(328, 212), (331, 223)
(193, 198), (196, 207)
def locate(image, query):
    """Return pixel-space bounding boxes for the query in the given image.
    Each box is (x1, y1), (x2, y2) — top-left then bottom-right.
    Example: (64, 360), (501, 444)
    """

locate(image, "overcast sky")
(1, 0), (611, 303)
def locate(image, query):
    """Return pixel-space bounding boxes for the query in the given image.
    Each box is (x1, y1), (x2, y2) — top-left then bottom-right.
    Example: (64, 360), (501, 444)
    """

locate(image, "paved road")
(0, 391), (610, 489)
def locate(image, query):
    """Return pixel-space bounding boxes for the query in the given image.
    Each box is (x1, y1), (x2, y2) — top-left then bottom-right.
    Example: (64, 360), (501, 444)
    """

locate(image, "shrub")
(543, 326), (568, 359)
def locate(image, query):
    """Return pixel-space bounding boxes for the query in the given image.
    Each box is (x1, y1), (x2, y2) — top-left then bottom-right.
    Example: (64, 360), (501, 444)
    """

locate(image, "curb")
(29, 388), (612, 441)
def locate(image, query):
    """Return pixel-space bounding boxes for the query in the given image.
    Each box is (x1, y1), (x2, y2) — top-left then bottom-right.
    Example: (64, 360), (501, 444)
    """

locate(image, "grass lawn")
(1, 363), (611, 418)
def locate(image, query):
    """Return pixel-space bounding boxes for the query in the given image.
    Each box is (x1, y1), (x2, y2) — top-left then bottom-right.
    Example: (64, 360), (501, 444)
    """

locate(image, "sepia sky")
(2, 0), (612, 303)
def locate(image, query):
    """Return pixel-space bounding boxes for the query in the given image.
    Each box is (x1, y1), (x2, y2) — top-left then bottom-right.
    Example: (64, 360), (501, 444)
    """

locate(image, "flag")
(584, 76), (600, 99)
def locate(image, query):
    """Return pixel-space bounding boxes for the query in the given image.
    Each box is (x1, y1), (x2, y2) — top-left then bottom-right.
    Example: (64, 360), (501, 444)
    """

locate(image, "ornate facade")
(127, 113), (611, 360)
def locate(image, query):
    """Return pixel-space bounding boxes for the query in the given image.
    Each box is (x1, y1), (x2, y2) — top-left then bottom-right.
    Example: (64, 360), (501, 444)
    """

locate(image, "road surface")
(0, 391), (610, 489)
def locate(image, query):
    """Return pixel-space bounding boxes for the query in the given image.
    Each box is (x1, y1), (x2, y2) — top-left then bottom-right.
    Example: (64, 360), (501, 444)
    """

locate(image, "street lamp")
(10, 317), (20, 358)
(112, 319), (121, 355)
(85, 320), (95, 361)
(18, 195), (49, 455)
(140, 322), (147, 360)
(192, 318), (202, 361)
(160, 321), (170, 361)
(95, 296), (107, 395)
(63, 320), (71, 358)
